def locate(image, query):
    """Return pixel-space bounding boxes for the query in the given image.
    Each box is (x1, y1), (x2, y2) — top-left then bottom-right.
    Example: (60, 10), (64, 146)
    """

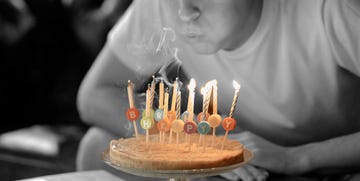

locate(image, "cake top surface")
(111, 133), (243, 160)
(105, 133), (252, 178)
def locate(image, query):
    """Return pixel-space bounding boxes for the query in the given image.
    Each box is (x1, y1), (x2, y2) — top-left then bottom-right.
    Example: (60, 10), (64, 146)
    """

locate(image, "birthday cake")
(108, 78), (246, 170)
(109, 133), (244, 170)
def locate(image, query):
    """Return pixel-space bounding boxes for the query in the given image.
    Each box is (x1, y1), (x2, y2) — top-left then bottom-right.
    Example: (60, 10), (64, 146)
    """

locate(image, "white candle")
(200, 84), (211, 121)
(171, 78), (178, 111)
(127, 80), (135, 108)
(145, 85), (151, 143)
(212, 80), (218, 115)
(149, 76), (156, 109)
(126, 80), (139, 138)
(187, 78), (196, 121)
(176, 91), (181, 119)
(164, 89), (169, 116)
(159, 79), (164, 109)
(221, 80), (241, 149)
(229, 80), (241, 118)
(146, 85), (151, 117)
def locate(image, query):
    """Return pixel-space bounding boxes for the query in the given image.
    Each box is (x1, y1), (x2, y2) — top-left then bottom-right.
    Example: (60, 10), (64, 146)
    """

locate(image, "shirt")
(108, 0), (360, 146)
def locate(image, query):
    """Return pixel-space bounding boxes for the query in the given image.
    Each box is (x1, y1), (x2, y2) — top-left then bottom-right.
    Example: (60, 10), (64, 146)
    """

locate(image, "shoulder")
(322, 0), (360, 76)
(108, 0), (163, 47)
(346, 0), (360, 13)
(322, 0), (360, 31)
(105, 0), (168, 74)
(323, 0), (360, 18)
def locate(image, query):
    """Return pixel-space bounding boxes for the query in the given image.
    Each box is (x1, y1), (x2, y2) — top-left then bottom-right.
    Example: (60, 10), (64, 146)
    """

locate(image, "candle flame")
(205, 80), (215, 87)
(212, 80), (218, 86)
(200, 87), (206, 95)
(232, 80), (241, 90)
(188, 78), (196, 90)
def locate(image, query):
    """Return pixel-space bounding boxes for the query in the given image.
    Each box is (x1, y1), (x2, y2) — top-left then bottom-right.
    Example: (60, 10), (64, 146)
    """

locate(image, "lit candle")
(126, 80), (139, 138)
(164, 89), (170, 139)
(199, 84), (211, 122)
(154, 79), (164, 122)
(221, 80), (241, 149)
(164, 89), (169, 117)
(200, 87), (206, 110)
(146, 85), (151, 143)
(187, 78), (196, 121)
(159, 89), (170, 143)
(184, 79), (196, 146)
(229, 80), (241, 118)
(155, 79), (165, 142)
(221, 117), (236, 149)
(208, 80), (221, 146)
(168, 79), (178, 144)
(212, 80), (218, 114)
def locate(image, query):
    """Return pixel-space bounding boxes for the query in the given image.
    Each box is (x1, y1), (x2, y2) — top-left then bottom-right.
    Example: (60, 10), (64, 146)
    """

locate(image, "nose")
(178, 0), (201, 22)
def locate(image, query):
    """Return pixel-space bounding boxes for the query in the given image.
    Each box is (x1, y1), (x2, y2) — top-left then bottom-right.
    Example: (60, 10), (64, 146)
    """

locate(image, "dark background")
(0, 0), (131, 180)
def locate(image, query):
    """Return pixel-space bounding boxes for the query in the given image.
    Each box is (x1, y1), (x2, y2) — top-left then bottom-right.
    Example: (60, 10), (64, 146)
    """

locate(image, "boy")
(77, 0), (360, 180)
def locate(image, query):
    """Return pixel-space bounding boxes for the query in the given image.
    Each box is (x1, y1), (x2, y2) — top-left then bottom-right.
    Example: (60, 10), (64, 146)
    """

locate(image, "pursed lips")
(181, 26), (202, 38)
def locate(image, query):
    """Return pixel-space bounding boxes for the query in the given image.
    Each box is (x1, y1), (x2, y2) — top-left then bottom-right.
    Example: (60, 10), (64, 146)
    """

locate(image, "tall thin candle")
(207, 80), (221, 146)
(170, 78), (178, 111)
(146, 84), (151, 117)
(221, 80), (241, 149)
(212, 80), (218, 115)
(127, 80), (135, 108)
(161, 89), (170, 143)
(187, 78), (196, 121)
(145, 85), (151, 143)
(149, 76), (156, 109)
(159, 79), (164, 109)
(164, 89), (169, 116)
(126, 80), (139, 138)
(201, 84), (211, 122)
(176, 91), (181, 119)
(229, 80), (241, 118)
(168, 79), (178, 144)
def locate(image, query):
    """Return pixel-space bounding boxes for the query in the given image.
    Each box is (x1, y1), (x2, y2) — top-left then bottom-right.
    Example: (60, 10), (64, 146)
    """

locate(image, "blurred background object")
(0, 0), (35, 45)
(63, 0), (132, 57)
(0, 0), (132, 180)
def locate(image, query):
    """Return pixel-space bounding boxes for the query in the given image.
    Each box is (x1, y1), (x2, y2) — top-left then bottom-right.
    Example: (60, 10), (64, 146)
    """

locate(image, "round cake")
(109, 133), (244, 170)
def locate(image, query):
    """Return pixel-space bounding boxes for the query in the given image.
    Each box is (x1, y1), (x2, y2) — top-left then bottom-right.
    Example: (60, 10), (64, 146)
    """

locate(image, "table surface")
(18, 170), (124, 181)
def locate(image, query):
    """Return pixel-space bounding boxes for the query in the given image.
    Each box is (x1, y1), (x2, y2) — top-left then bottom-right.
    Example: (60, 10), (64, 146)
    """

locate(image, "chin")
(189, 43), (220, 55)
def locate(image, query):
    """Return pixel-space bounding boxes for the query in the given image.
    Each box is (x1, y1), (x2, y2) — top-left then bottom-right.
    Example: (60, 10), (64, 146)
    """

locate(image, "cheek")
(212, 17), (243, 49)
(208, 23), (235, 48)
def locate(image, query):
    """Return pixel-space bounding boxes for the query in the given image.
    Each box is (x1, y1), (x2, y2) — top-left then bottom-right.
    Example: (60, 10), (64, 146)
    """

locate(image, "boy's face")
(164, 0), (259, 54)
